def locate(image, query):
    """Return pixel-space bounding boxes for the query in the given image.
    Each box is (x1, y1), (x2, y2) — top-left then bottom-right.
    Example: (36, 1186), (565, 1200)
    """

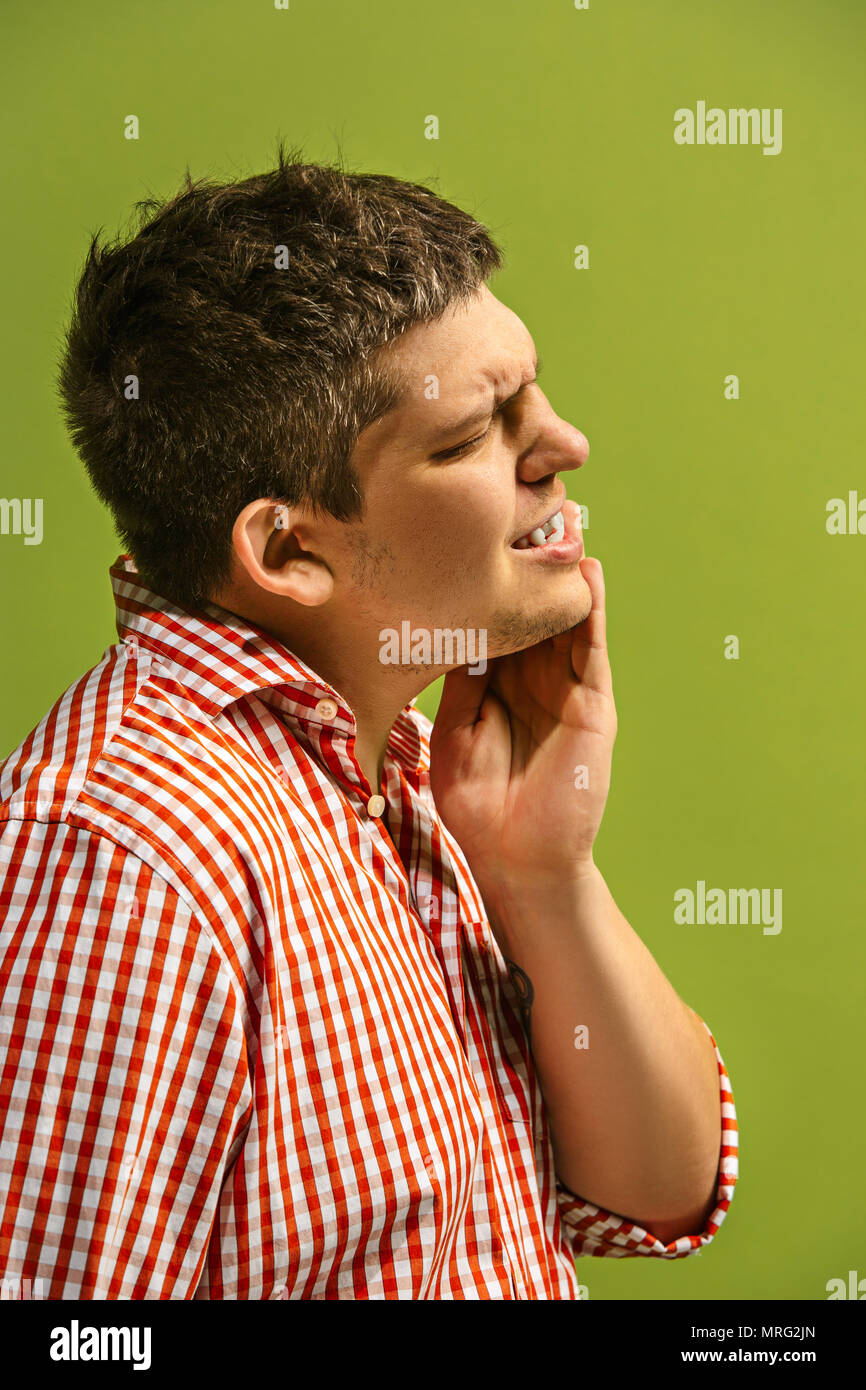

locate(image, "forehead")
(355, 287), (537, 459)
(394, 285), (533, 383)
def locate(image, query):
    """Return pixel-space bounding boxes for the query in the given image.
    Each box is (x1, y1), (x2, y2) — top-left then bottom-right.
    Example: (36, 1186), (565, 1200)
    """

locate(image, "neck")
(307, 659), (424, 797)
(214, 586), (428, 796)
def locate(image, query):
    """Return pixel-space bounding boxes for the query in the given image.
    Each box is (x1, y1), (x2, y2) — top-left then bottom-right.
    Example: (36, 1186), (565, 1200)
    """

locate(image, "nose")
(517, 396), (589, 483)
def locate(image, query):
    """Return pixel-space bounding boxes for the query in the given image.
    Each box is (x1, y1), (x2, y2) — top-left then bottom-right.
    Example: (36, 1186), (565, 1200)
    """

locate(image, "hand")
(428, 557), (616, 909)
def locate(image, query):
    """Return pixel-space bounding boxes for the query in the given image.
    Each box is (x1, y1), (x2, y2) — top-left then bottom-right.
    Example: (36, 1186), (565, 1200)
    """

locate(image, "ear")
(231, 498), (335, 607)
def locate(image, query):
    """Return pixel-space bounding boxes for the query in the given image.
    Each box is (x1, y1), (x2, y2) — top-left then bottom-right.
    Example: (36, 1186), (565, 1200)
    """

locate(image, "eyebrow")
(430, 354), (543, 450)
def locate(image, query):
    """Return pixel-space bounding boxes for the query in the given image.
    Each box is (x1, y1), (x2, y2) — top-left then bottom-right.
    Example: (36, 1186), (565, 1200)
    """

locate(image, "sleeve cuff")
(555, 1017), (739, 1259)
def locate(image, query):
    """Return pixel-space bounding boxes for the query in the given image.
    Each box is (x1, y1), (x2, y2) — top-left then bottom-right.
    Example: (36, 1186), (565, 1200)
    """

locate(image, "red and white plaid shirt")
(0, 556), (738, 1299)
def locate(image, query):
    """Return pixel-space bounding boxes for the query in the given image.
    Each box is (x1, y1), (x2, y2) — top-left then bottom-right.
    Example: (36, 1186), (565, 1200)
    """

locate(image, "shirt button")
(367, 794), (386, 818)
(315, 698), (339, 721)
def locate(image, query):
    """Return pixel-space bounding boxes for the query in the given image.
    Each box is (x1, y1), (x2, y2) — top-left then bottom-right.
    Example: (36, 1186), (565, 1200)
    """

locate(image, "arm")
(486, 863), (722, 1241)
(0, 819), (251, 1298)
(429, 556), (737, 1251)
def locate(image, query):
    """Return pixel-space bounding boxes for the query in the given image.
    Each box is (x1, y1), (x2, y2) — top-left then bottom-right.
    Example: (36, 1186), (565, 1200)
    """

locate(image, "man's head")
(225, 283), (591, 679)
(58, 146), (591, 687)
(57, 142), (503, 612)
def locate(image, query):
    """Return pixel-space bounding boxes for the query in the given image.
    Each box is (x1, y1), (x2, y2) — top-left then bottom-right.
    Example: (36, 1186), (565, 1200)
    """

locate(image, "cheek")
(422, 479), (510, 552)
(424, 514), (502, 572)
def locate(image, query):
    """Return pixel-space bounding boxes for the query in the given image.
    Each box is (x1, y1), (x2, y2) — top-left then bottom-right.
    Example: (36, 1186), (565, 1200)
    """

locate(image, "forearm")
(484, 861), (722, 1242)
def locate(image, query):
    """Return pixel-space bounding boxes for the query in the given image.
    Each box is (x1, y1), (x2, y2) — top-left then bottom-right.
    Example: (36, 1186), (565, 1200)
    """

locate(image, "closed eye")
(438, 426), (491, 459)
(436, 404), (504, 460)
(434, 371), (541, 461)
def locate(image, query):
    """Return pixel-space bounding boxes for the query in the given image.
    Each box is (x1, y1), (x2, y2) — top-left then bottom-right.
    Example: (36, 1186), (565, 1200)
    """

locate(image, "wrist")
(482, 854), (602, 932)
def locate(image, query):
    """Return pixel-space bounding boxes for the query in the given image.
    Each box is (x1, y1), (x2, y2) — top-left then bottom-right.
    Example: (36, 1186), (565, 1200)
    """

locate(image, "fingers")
(571, 557), (612, 692)
(432, 661), (494, 736)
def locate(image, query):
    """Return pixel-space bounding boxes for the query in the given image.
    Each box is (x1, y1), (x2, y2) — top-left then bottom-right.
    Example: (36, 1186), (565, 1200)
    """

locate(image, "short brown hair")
(57, 141), (504, 610)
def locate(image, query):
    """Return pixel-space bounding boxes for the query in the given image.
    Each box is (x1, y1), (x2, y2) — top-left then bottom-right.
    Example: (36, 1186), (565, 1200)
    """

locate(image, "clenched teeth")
(513, 510), (565, 549)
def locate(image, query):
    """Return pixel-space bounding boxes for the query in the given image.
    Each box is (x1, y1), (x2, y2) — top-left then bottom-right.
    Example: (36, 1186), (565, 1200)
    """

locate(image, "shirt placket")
(382, 762), (469, 1055)
(382, 764), (527, 1297)
(280, 711), (518, 1293)
(411, 787), (527, 1299)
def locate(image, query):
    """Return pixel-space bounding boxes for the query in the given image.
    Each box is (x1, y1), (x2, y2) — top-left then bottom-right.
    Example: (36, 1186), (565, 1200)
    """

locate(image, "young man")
(0, 148), (737, 1299)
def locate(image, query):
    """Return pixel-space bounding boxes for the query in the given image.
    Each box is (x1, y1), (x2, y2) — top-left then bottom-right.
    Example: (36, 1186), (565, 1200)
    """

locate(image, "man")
(0, 147), (737, 1299)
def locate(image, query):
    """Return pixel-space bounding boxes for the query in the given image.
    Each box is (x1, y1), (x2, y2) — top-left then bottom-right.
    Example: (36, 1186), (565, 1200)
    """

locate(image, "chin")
(539, 574), (593, 631)
(573, 581), (594, 625)
(487, 597), (591, 657)
(543, 597), (592, 639)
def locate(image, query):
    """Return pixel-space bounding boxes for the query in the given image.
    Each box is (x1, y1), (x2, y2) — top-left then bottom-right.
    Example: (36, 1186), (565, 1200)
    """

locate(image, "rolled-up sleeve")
(0, 819), (252, 1299)
(555, 1017), (738, 1259)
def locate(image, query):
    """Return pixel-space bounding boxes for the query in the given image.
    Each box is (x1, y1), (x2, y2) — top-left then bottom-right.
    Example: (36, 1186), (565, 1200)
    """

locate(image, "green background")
(1, 0), (863, 1300)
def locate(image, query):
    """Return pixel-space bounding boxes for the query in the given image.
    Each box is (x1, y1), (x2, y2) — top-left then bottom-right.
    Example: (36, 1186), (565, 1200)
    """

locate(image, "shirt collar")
(110, 554), (426, 775)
